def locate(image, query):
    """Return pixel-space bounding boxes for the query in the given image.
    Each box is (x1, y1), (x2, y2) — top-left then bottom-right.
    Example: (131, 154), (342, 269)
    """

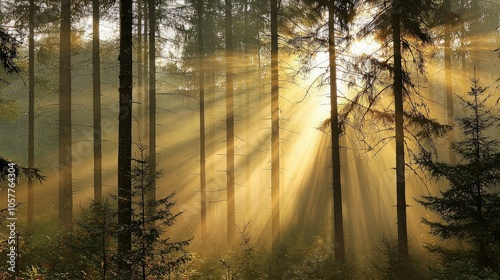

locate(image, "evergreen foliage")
(372, 237), (430, 280)
(125, 144), (191, 278)
(0, 28), (19, 75)
(417, 75), (500, 275)
(72, 200), (116, 279)
(5, 144), (192, 278)
(0, 157), (45, 183)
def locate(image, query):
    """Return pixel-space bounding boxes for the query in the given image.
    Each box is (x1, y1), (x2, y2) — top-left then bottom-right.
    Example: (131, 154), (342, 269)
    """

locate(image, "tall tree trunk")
(118, 0), (133, 277)
(244, 0), (251, 223)
(93, 0), (102, 202)
(257, 8), (264, 204)
(59, 0), (72, 231)
(225, 0), (236, 246)
(392, 0), (407, 260)
(148, 0), (156, 215)
(444, 0), (455, 165)
(143, 1), (149, 145)
(137, 0), (143, 143)
(270, 0), (280, 250)
(27, 0), (35, 231)
(328, 1), (345, 263)
(101, 203), (107, 279)
(198, 0), (207, 240)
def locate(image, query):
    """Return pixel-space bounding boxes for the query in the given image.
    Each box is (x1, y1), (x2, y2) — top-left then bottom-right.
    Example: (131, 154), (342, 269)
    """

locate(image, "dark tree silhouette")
(27, 0), (35, 231)
(271, 0), (280, 252)
(129, 145), (191, 279)
(0, 27), (19, 76)
(293, 0), (359, 261)
(417, 74), (500, 275)
(137, 0), (144, 142)
(197, 0), (207, 240)
(148, 0), (157, 216)
(93, 0), (102, 202)
(327, 0), (345, 262)
(59, 0), (73, 231)
(0, 25), (43, 187)
(225, 0), (236, 246)
(117, 0), (134, 277)
(391, 0), (407, 260)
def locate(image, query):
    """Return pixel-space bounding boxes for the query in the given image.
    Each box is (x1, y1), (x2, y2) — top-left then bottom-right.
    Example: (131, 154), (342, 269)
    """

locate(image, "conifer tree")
(93, 0), (102, 202)
(0, 27), (19, 75)
(297, 0), (359, 262)
(147, 0), (157, 217)
(117, 0), (134, 277)
(270, 0), (280, 251)
(226, 0), (236, 246)
(73, 200), (115, 279)
(197, 0), (207, 240)
(129, 145), (191, 279)
(417, 74), (500, 275)
(59, 0), (73, 231)
(358, 0), (447, 260)
(27, 0), (35, 231)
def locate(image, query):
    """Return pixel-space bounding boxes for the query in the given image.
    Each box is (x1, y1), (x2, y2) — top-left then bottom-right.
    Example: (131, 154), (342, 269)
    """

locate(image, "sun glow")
(81, 18), (119, 42)
(350, 36), (381, 56)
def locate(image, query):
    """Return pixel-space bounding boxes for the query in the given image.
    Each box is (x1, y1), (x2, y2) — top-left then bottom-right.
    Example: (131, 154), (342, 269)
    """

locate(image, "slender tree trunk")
(59, 0), (72, 231)
(148, 0), (156, 215)
(460, 0), (467, 128)
(93, 0), (102, 202)
(328, 1), (345, 263)
(27, 0), (35, 232)
(118, 0), (133, 277)
(141, 160), (147, 280)
(137, 0), (143, 143)
(206, 0), (216, 234)
(392, 0), (407, 260)
(143, 1), (149, 145)
(225, 0), (236, 246)
(257, 9), (264, 204)
(444, 0), (455, 164)
(271, 0), (280, 250)
(198, 0), (207, 240)
(102, 203), (107, 280)
(148, 0), (156, 217)
(244, 0), (251, 223)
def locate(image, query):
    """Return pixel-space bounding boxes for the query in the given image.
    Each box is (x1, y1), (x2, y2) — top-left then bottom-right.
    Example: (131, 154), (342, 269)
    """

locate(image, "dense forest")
(0, 0), (499, 279)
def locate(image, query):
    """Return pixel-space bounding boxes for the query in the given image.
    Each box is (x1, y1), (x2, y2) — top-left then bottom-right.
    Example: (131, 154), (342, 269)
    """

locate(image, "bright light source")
(350, 36), (381, 56)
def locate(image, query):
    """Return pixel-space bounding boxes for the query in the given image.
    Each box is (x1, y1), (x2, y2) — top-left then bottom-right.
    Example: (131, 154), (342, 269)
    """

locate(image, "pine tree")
(297, 0), (359, 262)
(128, 144), (191, 279)
(93, 0), (102, 202)
(391, 0), (407, 260)
(357, 0), (446, 260)
(197, 0), (207, 240)
(59, 0), (73, 231)
(0, 27), (19, 75)
(226, 0), (236, 246)
(117, 0), (134, 277)
(73, 199), (116, 279)
(147, 0), (156, 214)
(417, 74), (500, 275)
(27, 0), (35, 231)
(270, 0), (280, 252)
